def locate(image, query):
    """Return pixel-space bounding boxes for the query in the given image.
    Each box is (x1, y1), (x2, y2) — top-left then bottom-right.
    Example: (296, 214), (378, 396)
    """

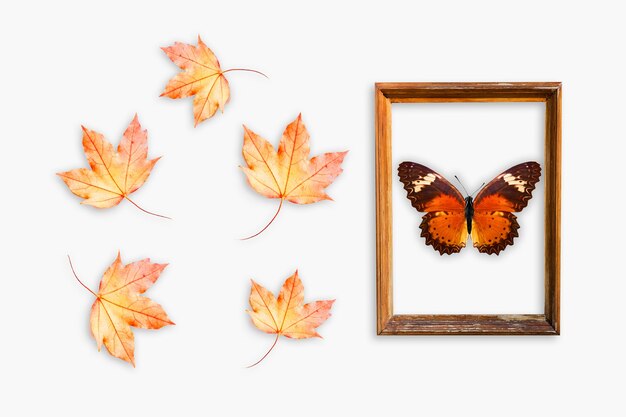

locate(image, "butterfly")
(397, 161), (541, 255)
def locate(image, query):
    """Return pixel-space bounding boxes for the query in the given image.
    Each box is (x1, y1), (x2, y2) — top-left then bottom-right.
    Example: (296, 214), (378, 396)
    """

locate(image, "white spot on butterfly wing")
(502, 173), (527, 192)
(411, 173), (436, 192)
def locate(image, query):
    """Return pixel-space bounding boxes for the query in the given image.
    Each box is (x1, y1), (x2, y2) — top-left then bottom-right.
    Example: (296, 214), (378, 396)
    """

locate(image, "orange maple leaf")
(247, 270), (334, 367)
(240, 114), (348, 238)
(160, 36), (266, 126)
(57, 115), (169, 219)
(69, 253), (174, 367)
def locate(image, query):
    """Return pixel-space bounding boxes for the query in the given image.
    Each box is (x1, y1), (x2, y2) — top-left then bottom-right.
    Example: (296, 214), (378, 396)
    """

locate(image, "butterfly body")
(398, 161), (541, 255)
(464, 196), (474, 234)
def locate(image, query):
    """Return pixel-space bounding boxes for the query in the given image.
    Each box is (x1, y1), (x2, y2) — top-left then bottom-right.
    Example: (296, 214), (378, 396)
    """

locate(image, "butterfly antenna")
(454, 175), (470, 197)
(470, 182), (486, 198)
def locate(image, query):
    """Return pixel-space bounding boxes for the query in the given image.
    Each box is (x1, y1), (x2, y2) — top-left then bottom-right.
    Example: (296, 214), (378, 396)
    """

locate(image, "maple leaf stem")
(247, 334), (280, 368)
(67, 255), (98, 298)
(222, 68), (269, 79)
(240, 198), (283, 240)
(125, 197), (172, 220)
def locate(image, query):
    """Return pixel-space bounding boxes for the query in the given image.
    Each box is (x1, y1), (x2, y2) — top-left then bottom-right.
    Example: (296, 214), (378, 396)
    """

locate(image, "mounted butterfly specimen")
(398, 161), (541, 255)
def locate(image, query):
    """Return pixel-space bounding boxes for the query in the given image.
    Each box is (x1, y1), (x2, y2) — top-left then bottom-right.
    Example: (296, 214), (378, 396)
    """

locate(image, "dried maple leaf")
(69, 253), (174, 367)
(160, 36), (266, 126)
(247, 270), (334, 367)
(57, 115), (169, 219)
(241, 114), (348, 238)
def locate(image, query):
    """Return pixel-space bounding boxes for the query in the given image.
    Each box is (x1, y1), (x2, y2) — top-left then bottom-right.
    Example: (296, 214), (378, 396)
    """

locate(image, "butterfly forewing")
(398, 162), (465, 212)
(398, 162), (467, 255)
(471, 161), (540, 255)
(474, 162), (541, 212)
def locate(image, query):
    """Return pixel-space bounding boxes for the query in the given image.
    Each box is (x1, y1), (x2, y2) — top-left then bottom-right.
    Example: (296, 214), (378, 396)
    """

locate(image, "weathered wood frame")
(375, 82), (561, 335)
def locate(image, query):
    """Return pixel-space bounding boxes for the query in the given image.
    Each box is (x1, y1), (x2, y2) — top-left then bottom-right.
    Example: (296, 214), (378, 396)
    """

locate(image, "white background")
(1, 1), (624, 415)
(393, 103), (545, 313)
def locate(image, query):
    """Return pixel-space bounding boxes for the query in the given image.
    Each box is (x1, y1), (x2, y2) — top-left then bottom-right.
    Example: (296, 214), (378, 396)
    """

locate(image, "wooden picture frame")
(375, 82), (561, 335)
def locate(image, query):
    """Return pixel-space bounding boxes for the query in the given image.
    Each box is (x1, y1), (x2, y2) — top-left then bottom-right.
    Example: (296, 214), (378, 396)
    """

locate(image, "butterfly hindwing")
(420, 211), (468, 255)
(398, 162), (467, 255)
(471, 162), (540, 255)
(471, 211), (520, 254)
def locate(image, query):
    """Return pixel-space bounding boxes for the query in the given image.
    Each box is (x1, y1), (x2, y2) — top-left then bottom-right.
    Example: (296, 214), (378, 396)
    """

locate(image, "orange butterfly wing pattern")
(398, 162), (467, 255)
(471, 162), (541, 254)
(398, 161), (541, 255)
